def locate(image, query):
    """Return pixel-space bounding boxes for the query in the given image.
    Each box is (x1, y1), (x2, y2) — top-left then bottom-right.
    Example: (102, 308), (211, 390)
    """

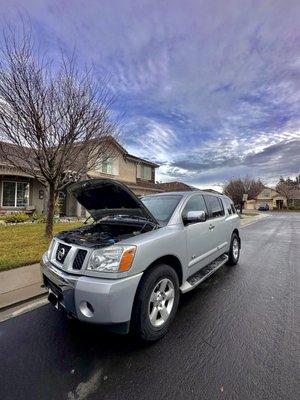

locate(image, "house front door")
(276, 199), (283, 209)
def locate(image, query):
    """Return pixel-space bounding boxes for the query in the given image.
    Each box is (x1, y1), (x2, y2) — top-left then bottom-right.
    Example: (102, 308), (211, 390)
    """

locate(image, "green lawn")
(0, 222), (82, 272)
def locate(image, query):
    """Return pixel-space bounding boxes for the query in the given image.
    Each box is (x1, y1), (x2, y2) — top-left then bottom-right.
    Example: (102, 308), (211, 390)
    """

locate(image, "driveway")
(0, 212), (299, 400)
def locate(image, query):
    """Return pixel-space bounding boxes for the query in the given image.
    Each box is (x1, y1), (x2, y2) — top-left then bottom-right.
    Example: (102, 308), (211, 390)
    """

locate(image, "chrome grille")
(72, 249), (87, 270)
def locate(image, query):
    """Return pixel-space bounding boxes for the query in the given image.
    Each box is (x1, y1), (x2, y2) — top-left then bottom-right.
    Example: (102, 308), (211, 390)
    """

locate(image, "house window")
(263, 191), (270, 198)
(99, 158), (118, 175)
(2, 181), (29, 207)
(101, 160), (113, 174)
(139, 165), (151, 180)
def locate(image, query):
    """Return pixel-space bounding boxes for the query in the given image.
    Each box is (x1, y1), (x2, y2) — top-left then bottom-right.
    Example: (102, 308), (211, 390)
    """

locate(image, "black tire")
(130, 264), (180, 342)
(227, 232), (240, 265)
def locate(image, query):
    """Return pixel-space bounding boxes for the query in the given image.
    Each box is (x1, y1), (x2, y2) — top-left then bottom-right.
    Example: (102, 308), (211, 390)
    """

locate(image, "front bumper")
(41, 258), (142, 327)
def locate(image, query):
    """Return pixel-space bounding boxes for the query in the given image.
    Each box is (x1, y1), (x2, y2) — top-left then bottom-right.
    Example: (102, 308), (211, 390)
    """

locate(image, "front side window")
(204, 195), (225, 218)
(183, 194), (208, 216)
(141, 195), (182, 223)
(2, 181), (29, 207)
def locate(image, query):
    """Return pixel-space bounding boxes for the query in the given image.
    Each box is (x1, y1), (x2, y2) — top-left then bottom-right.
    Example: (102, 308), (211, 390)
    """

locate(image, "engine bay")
(56, 219), (156, 248)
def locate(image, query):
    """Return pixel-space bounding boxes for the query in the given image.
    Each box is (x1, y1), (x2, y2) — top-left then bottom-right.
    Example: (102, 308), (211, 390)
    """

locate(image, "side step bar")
(180, 254), (228, 293)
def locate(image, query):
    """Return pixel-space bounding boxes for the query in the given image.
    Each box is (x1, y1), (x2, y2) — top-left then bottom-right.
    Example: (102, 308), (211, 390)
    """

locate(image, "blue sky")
(1, 0), (300, 190)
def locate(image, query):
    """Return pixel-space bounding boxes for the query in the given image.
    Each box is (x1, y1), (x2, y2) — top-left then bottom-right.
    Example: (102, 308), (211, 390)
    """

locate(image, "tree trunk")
(45, 182), (56, 238)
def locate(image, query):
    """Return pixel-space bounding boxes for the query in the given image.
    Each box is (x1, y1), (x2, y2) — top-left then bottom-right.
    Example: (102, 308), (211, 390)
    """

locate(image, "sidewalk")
(240, 212), (269, 227)
(0, 263), (46, 310)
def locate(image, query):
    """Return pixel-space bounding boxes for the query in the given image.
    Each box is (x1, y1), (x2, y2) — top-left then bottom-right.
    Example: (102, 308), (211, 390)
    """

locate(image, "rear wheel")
(131, 264), (180, 341)
(227, 232), (240, 265)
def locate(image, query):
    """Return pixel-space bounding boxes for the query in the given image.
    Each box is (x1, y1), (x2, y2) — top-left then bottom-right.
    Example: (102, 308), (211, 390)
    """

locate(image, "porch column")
(76, 201), (82, 218)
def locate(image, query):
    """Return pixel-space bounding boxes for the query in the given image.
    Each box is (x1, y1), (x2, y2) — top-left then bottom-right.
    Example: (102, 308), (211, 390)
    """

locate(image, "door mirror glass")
(183, 210), (206, 224)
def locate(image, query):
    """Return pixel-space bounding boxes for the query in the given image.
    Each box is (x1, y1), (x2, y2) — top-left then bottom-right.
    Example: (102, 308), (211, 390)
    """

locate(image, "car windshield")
(141, 195), (182, 223)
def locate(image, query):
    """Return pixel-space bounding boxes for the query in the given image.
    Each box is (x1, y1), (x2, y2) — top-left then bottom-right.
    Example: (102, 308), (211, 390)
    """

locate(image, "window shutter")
(113, 158), (119, 175)
(137, 164), (141, 178)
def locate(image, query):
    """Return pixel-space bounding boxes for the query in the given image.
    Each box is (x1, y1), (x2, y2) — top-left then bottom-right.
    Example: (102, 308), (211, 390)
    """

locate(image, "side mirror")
(183, 210), (207, 224)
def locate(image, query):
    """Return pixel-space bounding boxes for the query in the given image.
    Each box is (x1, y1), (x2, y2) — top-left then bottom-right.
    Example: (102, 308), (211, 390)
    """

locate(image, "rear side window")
(223, 197), (235, 215)
(204, 195), (225, 218)
(183, 194), (208, 216)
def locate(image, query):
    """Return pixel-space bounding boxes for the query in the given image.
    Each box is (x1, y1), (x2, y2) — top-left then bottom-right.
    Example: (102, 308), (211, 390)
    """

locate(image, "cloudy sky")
(1, 0), (299, 190)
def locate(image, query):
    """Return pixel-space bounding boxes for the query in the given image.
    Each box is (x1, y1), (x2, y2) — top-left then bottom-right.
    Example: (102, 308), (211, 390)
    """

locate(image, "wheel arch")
(233, 228), (240, 237)
(145, 255), (183, 286)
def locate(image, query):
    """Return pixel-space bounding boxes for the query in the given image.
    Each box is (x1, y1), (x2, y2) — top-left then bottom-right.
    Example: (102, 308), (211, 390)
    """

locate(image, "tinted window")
(183, 194), (208, 216)
(141, 195), (182, 223)
(204, 195), (225, 218)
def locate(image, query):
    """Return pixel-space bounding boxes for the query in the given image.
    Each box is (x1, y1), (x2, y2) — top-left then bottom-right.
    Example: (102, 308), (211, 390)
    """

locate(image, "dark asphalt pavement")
(0, 212), (299, 400)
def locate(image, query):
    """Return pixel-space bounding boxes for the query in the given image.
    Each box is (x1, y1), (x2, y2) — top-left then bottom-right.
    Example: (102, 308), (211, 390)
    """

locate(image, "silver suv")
(41, 179), (241, 341)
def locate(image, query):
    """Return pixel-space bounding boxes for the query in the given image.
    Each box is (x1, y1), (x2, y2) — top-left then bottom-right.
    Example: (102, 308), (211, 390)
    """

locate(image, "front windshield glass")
(141, 195), (182, 223)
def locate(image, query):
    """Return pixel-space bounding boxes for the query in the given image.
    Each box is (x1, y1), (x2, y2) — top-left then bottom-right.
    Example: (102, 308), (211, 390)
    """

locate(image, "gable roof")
(0, 140), (34, 168)
(107, 137), (159, 167)
(0, 136), (160, 170)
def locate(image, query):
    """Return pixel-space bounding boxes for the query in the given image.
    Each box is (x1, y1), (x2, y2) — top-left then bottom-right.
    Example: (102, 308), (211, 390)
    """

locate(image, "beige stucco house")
(0, 138), (162, 218)
(244, 187), (287, 210)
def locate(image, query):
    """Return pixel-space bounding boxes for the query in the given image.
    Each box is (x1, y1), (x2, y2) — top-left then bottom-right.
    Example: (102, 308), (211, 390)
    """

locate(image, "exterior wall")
(65, 192), (82, 217)
(244, 200), (256, 210)
(30, 179), (46, 213)
(272, 196), (287, 209)
(88, 149), (138, 183)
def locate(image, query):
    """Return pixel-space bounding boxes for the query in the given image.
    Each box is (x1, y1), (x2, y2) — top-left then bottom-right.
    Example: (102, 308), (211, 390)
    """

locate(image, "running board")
(180, 254), (228, 293)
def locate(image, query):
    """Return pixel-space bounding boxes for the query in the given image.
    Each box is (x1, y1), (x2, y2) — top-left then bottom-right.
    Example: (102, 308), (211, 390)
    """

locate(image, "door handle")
(209, 224), (215, 231)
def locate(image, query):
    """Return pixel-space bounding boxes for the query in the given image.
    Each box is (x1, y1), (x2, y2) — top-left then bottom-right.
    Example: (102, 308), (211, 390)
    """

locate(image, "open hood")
(69, 179), (159, 225)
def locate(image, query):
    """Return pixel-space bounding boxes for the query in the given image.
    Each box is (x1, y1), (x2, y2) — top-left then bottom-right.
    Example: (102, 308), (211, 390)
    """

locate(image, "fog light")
(79, 301), (94, 318)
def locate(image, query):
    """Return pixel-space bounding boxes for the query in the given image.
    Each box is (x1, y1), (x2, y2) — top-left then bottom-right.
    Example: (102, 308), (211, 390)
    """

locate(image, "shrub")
(31, 212), (46, 223)
(4, 213), (30, 223)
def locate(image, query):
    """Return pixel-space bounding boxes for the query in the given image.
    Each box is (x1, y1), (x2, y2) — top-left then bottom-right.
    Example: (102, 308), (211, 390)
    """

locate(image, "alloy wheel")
(148, 278), (175, 328)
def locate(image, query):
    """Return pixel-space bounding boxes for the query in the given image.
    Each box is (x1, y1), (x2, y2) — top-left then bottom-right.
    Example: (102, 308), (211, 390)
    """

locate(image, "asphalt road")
(0, 212), (299, 400)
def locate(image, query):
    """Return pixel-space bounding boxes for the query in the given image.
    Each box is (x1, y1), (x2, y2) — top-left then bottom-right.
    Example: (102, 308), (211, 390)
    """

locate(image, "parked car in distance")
(41, 179), (241, 341)
(258, 203), (269, 211)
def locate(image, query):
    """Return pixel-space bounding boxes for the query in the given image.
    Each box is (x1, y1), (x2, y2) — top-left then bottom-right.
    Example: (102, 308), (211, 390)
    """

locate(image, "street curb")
(241, 214), (269, 228)
(0, 263), (46, 311)
(0, 297), (49, 323)
(0, 291), (47, 313)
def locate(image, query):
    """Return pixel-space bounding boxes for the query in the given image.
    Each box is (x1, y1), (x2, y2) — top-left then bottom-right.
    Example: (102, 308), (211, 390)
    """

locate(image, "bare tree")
(223, 176), (264, 211)
(276, 176), (299, 209)
(0, 24), (117, 237)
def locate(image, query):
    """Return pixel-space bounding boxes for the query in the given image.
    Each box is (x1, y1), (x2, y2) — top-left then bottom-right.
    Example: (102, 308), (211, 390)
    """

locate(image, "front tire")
(227, 232), (240, 265)
(130, 264), (180, 342)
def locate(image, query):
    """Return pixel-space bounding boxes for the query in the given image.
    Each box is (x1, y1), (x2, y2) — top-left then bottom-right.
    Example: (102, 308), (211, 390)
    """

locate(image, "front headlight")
(87, 245), (137, 273)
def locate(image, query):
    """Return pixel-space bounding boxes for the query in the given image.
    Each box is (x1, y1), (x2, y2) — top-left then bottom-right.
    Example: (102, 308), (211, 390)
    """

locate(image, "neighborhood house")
(244, 187), (287, 210)
(0, 138), (163, 218)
